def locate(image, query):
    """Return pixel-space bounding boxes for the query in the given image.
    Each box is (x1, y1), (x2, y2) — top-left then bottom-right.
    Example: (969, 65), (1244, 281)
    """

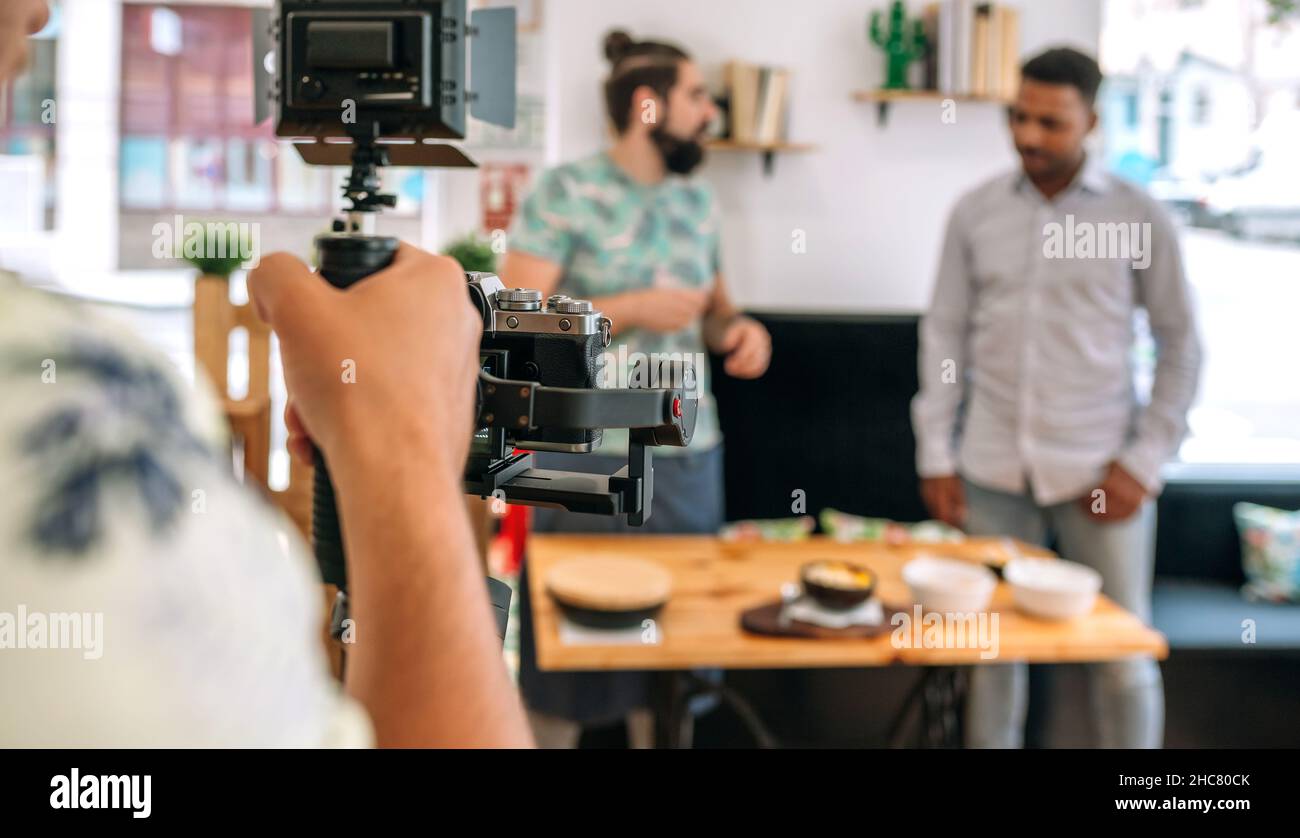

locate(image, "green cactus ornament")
(869, 1), (927, 90)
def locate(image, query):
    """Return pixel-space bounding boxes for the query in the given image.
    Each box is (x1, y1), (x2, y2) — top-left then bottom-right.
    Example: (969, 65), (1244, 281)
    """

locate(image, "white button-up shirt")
(911, 157), (1202, 506)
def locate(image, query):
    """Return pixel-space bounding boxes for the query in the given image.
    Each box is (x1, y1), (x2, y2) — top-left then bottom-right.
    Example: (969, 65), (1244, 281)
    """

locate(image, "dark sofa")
(1153, 479), (1300, 650)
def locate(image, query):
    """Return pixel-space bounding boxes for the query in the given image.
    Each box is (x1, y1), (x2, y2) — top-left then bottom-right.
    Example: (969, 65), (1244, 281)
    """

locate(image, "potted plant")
(185, 222), (257, 396)
(182, 222), (251, 281)
(443, 233), (498, 274)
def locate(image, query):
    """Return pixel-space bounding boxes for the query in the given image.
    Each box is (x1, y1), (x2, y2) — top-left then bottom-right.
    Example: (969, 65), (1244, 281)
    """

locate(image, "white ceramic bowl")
(901, 556), (997, 613)
(1004, 558), (1102, 620)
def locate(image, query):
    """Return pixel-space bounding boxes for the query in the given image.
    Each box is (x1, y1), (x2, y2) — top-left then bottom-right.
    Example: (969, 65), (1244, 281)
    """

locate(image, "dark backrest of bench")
(711, 313), (1299, 585)
(711, 313), (928, 527)
(1156, 481), (1300, 584)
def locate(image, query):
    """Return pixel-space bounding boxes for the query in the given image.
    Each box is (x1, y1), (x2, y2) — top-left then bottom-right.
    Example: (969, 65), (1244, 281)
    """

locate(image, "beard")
(651, 124), (707, 175)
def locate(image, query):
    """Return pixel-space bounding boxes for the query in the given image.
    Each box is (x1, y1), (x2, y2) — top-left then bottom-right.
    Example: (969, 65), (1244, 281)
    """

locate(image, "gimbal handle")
(477, 370), (697, 447)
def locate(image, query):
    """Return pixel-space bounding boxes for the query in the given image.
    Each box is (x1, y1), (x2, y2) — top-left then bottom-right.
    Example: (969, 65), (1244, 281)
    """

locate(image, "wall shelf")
(852, 89), (1010, 126)
(705, 140), (816, 176)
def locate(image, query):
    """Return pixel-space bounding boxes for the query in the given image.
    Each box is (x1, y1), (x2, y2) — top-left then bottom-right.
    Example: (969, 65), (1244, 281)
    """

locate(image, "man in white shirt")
(912, 48), (1202, 748)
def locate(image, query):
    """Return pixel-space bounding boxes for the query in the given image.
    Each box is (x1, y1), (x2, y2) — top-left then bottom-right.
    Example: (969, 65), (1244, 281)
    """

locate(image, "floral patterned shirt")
(509, 152), (723, 456)
(0, 271), (370, 746)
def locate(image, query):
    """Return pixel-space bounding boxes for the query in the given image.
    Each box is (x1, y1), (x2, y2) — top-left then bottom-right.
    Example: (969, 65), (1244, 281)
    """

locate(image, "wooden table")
(528, 535), (1169, 671)
(526, 535), (1168, 747)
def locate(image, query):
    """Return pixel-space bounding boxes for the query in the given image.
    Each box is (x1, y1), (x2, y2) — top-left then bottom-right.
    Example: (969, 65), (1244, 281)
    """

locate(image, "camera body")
(467, 273), (612, 456)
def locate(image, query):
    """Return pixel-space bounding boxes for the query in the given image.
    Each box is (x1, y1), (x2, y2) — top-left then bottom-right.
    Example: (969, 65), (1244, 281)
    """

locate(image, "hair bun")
(603, 30), (635, 64)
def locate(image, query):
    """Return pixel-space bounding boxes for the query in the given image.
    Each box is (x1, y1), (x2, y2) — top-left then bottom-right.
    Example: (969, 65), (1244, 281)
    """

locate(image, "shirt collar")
(1014, 153), (1111, 198)
(1077, 153), (1111, 195)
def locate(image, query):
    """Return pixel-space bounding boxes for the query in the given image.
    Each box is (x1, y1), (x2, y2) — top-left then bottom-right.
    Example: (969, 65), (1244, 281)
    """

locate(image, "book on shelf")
(726, 60), (789, 145)
(919, 0), (1019, 100)
(971, 5), (989, 95)
(922, 4), (940, 91)
(999, 6), (1020, 101)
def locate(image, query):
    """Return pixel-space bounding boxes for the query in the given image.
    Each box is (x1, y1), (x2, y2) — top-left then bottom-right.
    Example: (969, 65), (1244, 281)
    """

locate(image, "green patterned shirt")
(509, 152), (722, 456)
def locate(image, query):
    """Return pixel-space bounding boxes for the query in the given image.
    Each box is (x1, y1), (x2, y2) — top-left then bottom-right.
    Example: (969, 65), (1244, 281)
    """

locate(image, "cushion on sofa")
(1233, 502), (1300, 603)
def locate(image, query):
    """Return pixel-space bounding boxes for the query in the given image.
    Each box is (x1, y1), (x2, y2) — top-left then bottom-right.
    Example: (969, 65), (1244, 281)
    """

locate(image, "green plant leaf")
(442, 233), (498, 273)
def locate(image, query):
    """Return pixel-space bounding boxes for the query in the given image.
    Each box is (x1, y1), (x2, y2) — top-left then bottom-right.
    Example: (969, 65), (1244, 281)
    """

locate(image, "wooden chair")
(192, 274), (314, 538)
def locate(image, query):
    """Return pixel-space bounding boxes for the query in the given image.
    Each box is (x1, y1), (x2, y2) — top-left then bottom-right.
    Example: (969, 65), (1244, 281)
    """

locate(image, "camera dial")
(497, 288), (542, 311)
(556, 299), (594, 314)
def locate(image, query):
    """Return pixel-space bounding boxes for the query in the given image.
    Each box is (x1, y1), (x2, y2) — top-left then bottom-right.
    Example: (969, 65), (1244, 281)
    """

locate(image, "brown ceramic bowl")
(800, 560), (877, 610)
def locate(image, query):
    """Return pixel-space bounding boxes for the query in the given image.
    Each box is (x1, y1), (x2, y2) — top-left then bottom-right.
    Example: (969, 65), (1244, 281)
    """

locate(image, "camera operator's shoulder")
(0, 278), (240, 558)
(0, 277), (357, 747)
(0, 275), (226, 452)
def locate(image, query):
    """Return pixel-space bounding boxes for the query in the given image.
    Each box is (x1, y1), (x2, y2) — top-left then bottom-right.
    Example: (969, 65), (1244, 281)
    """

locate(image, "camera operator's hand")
(249, 245), (480, 480)
(921, 474), (967, 530)
(249, 244), (531, 748)
(0, 0), (49, 81)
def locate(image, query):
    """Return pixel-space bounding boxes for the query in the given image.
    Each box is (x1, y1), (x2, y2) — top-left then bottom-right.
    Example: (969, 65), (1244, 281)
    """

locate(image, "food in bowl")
(800, 560), (877, 609)
(1003, 558), (1101, 620)
(901, 555), (997, 613)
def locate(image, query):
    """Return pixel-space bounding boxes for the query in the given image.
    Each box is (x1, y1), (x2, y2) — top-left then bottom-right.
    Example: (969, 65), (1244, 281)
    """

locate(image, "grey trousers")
(962, 478), (1165, 748)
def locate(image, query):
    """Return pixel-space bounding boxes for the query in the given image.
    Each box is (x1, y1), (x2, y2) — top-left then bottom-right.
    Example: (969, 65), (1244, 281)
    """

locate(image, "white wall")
(19, 0), (1099, 310)
(541, 0), (1102, 313)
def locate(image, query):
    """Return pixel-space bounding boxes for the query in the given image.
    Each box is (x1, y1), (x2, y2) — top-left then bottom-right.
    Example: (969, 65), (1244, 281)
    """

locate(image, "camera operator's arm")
(249, 247), (532, 748)
(702, 273), (770, 379)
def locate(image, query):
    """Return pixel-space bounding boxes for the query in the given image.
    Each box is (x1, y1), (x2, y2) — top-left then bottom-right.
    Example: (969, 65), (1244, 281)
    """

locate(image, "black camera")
(469, 279), (611, 455)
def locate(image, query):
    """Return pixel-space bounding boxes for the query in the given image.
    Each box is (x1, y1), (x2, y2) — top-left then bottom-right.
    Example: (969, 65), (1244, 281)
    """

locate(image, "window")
(1193, 86), (1213, 125)
(120, 4), (336, 215)
(119, 3), (426, 220)
(1124, 91), (1139, 127)
(1102, 0), (1300, 466)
